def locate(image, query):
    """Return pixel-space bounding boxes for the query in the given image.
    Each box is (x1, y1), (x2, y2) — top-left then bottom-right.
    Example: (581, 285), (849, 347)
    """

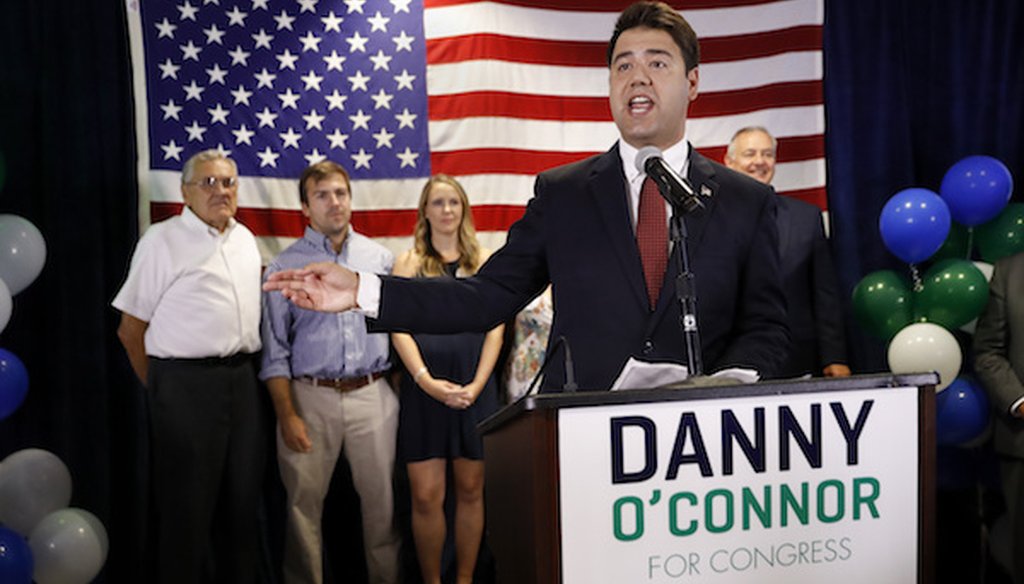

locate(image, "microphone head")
(635, 146), (662, 174)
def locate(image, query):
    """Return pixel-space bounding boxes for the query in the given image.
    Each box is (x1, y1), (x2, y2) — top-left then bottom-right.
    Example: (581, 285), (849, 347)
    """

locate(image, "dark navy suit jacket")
(774, 196), (847, 377)
(374, 145), (790, 390)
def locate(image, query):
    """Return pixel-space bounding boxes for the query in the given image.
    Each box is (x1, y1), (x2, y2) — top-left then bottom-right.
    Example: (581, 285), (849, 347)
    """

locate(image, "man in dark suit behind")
(725, 126), (850, 378)
(265, 1), (790, 390)
(975, 251), (1024, 583)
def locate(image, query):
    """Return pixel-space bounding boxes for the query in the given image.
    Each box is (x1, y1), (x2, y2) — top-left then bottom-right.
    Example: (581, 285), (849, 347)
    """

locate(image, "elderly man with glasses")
(113, 149), (266, 583)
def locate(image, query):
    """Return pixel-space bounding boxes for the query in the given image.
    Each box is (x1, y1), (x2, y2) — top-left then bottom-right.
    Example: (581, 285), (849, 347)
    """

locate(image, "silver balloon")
(0, 214), (46, 295)
(0, 448), (73, 535)
(29, 508), (107, 584)
(0, 277), (10, 334)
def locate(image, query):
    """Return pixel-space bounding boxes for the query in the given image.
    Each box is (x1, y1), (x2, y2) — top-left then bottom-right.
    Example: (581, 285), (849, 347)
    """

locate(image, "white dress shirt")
(113, 206), (262, 358)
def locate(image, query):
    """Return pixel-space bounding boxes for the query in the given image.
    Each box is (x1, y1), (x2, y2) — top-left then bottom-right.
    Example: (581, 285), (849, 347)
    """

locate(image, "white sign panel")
(558, 386), (919, 583)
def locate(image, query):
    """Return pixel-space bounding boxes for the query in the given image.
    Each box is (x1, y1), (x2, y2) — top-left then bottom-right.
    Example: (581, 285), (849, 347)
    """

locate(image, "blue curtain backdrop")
(0, 0), (1023, 582)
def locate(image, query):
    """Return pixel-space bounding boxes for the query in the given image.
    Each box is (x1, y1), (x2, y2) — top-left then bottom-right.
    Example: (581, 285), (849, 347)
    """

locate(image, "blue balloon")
(879, 188), (952, 264)
(940, 155), (1014, 226)
(936, 376), (990, 446)
(0, 348), (29, 420)
(0, 526), (33, 584)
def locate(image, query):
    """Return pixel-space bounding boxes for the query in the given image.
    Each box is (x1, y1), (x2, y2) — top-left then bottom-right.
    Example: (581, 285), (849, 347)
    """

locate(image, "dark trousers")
(148, 354), (266, 584)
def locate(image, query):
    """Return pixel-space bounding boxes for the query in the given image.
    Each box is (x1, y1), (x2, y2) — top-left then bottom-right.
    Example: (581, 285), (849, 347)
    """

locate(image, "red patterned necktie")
(636, 176), (668, 310)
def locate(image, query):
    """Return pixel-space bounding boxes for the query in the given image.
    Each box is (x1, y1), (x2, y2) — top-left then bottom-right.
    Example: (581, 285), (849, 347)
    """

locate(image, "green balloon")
(976, 203), (1024, 262)
(852, 270), (913, 340)
(930, 222), (971, 263)
(913, 259), (989, 329)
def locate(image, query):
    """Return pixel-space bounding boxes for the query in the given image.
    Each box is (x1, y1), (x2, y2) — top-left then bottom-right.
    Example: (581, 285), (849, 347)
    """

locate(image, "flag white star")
(225, 6), (248, 26)
(345, 0), (366, 13)
(273, 10), (295, 30)
(155, 18), (177, 39)
(257, 146), (280, 167)
(303, 109), (326, 130)
(392, 30), (414, 52)
(321, 11), (344, 32)
(183, 80), (206, 101)
(232, 123), (255, 145)
(299, 31), (322, 52)
(162, 140), (184, 160)
(213, 143), (232, 157)
(158, 59), (181, 80)
(346, 31), (369, 53)
(323, 50), (346, 72)
(324, 89), (348, 111)
(203, 24), (226, 44)
(396, 147), (419, 168)
(252, 29), (274, 50)
(161, 99), (183, 120)
(203, 0), (219, 4)
(279, 127), (302, 148)
(208, 103), (230, 124)
(255, 106), (279, 128)
(395, 108), (417, 129)
(349, 109), (371, 130)
(180, 40), (202, 61)
(254, 68), (277, 89)
(370, 88), (394, 110)
(390, 0), (412, 14)
(276, 49), (299, 70)
(367, 11), (390, 32)
(231, 85), (253, 105)
(206, 63), (228, 84)
(228, 45), (251, 66)
(350, 148), (373, 169)
(301, 70), (325, 91)
(368, 50), (392, 71)
(393, 69), (415, 90)
(304, 148), (328, 165)
(251, 0), (269, 9)
(326, 128), (349, 149)
(184, 120), (208, 141)
(347, 70), (370, 92)
(372, 127), (395, 148)
(177, 1), (198, 21)
(278, 88), (301, 109)
(297, 0), (318, 13)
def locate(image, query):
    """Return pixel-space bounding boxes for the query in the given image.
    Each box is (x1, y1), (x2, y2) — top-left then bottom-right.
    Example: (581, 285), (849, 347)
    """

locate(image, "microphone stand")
(664, 192), (703, 378)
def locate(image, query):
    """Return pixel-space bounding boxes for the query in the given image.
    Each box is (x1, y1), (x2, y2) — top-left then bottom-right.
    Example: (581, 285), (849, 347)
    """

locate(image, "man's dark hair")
(606, 1), (700, 72)
(299, 160), (351, 204)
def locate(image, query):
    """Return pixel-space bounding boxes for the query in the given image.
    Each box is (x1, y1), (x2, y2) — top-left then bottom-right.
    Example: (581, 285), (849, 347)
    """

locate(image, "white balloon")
(887, 322), (962, 391)
(0, 214), (46, 295)
(960, 261), (995, 334)
(29, 508), (107, 584)
(0, 448), (73, 535)
(0, 277), (10, 334)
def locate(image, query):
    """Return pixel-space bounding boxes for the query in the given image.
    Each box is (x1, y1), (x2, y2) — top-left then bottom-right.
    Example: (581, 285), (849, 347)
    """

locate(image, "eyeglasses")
(187, 176), (238, 190)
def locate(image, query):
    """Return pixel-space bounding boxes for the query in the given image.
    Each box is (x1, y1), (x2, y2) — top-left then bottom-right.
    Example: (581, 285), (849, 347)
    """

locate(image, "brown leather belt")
(299, 371), (386, 392)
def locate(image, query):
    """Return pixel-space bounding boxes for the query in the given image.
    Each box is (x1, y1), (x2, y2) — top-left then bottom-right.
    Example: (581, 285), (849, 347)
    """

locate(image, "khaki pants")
(278, 376), (400, 584)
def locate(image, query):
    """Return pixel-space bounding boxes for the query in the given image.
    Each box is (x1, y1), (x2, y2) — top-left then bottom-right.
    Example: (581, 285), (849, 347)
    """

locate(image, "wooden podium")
(479, 373), (937, 584)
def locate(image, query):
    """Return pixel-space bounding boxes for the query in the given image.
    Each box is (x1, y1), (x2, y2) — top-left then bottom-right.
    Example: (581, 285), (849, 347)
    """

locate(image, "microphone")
(635, 146), (703, 213)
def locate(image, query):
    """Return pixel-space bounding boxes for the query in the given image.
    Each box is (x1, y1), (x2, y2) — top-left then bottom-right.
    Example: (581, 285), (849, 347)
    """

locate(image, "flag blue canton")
(141, 0), (431, 180)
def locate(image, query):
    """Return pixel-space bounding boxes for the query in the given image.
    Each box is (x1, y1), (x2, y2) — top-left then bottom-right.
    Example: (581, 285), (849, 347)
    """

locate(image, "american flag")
(126, 0), (825, 260)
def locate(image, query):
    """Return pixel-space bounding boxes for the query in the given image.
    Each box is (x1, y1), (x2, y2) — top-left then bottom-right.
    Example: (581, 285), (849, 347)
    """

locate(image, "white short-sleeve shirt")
(112, 207), (262, 358)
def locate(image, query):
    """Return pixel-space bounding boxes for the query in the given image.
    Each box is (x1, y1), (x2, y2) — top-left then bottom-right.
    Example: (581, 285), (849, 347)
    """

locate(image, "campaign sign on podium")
(558, 385), (919, 583)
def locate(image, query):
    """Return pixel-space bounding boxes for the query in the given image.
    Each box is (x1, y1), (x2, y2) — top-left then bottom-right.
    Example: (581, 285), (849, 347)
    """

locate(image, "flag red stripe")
(150, 203), (529, 237)
(427, 80), (821, 122)
(696, 135), (825, 164)
(425, 26), (820, 67)
(425, 0), (781, 10)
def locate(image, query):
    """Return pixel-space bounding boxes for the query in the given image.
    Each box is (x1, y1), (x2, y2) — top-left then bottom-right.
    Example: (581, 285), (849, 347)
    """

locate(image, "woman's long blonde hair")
(413, 174), (482, 277)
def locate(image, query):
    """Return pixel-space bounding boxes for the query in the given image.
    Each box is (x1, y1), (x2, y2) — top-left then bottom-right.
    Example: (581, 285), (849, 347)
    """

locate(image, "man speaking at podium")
(265, 1), (789, 390)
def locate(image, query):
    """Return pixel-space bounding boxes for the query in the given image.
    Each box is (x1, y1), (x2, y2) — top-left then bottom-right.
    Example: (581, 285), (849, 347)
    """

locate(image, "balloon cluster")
(854, 155), (1016, 446)
(0, 214), (108, 582)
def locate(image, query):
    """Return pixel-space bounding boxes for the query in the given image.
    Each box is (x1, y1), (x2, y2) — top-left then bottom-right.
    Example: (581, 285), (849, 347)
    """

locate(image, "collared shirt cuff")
(1010, 396), (1024, 417)
(355, 271), (382, 318)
